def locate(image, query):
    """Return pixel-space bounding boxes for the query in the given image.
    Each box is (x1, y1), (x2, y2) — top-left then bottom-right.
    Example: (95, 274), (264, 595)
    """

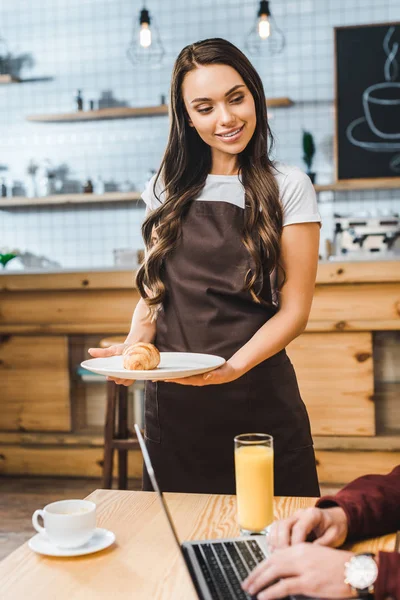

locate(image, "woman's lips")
(215, 124), (245, 143)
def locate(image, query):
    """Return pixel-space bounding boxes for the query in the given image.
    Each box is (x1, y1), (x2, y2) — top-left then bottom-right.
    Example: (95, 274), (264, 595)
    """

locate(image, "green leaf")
(0, 253), (18, 267)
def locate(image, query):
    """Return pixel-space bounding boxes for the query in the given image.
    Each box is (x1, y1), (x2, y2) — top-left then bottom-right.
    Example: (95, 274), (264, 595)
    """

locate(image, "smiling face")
(182, 63), (257, 174)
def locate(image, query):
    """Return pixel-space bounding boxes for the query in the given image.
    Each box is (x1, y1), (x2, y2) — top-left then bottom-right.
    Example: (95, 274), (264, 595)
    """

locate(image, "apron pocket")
(144, 382), (161, 444)
(252, 349), (290, 379)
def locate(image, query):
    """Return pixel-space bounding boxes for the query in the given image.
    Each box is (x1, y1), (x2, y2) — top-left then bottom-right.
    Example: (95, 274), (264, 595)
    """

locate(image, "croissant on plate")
(122, 342), (160, 370)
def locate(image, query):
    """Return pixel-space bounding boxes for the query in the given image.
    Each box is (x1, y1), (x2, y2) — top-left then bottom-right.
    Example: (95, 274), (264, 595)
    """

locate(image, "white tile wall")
(0, 0), (399, 268)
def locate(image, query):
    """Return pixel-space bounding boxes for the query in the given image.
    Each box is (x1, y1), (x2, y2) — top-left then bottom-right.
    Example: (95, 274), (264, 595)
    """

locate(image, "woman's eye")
(196, 95), (244, 114)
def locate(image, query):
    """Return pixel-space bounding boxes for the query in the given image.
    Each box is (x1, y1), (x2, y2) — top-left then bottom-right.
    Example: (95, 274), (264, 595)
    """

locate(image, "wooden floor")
(0, 476), (339, 562)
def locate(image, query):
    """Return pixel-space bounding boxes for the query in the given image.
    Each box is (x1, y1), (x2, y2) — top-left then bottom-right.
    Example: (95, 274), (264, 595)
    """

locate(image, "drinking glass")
(234, 433), (274, 536)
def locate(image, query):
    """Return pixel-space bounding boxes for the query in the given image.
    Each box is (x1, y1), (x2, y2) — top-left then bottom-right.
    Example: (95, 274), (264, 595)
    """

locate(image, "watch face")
(346, 555), (378, 590)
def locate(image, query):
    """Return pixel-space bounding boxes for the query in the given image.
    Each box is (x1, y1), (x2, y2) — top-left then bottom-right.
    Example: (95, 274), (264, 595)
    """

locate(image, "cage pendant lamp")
(127, 4), (165, 67)
(245, 1), (285, 56)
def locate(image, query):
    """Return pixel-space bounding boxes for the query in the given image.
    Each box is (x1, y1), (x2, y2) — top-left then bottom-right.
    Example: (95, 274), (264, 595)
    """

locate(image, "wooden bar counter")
(0, 261), (399, 484)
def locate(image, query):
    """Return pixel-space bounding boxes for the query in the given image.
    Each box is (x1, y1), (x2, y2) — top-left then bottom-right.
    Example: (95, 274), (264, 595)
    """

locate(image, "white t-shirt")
(141, 162), (321, 227)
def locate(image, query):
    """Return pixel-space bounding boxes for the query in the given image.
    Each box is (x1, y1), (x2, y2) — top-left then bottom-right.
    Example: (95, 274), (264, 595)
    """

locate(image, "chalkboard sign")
(335, 23), (400, 184)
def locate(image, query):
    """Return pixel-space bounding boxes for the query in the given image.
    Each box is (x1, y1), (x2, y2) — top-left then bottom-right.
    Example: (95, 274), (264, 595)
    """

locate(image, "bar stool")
(100, 336), (139, 490)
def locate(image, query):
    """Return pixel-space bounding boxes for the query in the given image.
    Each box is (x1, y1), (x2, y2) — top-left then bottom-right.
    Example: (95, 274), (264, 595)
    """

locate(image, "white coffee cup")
(32, 499), (96, 549)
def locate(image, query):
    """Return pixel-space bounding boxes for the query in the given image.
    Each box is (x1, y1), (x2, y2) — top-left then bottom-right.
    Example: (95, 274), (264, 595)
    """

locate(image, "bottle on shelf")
(11, 180), (26, 197)
(83, 179), (94, 193)
(1, 178), (7, 198)
(75, 89), (84, 111)
(93, 176), (105, 194)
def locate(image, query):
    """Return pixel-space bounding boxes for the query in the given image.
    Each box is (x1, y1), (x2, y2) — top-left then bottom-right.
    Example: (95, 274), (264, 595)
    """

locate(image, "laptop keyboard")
(192, 539), (266, 600)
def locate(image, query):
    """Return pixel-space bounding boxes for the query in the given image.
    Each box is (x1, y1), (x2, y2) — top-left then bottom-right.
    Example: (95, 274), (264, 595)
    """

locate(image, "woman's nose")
(218, 105), (236, 127)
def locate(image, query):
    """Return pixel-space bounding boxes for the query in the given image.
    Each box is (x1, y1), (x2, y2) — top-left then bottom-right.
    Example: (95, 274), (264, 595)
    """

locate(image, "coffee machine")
(331, 213), (400, 260)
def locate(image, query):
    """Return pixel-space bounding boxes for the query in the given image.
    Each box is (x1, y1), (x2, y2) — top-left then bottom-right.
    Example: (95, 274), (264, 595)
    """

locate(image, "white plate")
(28, 528), (116, 557)
(81, 352), (225, 381)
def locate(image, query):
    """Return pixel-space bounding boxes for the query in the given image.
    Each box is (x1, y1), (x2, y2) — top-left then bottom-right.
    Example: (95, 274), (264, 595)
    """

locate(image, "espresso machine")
(331, 213), (400, 260)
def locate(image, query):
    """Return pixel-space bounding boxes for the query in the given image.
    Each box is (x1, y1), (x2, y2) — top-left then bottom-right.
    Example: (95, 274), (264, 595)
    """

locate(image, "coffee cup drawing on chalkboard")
(346, 26), (400, 172)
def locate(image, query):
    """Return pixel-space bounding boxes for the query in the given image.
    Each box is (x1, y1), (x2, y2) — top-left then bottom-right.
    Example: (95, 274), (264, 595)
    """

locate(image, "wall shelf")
(267, 97), (293, 107)
(26, 97), (294, 123)
(27, 105), (169, 122)
(0, 74), (21, 84)
(0, 191), (142, 208)
(315, 179), (400, 192)
(2, 178), (399, 208)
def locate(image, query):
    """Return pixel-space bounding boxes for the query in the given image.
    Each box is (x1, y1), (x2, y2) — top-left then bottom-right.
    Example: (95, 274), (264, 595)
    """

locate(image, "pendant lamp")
(127, 4), (165, 66)
(245, 1), (285, 56)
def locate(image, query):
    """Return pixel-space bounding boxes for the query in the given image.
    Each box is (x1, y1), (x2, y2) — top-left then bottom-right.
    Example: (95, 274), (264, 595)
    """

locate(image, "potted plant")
(0, 247), (20, 269)
(302, 130), (316, 183)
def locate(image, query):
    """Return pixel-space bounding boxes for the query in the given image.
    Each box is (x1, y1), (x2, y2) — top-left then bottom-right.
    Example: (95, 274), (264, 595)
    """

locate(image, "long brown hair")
(136, 38), (283, 315)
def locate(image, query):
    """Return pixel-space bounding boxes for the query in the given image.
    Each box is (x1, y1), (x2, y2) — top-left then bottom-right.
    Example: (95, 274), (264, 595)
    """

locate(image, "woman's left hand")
(242, 544), (355, 600)
(164, 361), (243, 386)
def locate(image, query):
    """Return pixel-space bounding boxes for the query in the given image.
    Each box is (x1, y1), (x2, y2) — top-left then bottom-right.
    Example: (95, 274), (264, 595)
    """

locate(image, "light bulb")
(258, 15), (270, 39)
(127, 6), (165, 66)
(140, 23), (152, 48)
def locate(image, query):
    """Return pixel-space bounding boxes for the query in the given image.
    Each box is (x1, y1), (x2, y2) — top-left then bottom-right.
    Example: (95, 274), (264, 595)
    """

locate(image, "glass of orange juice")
(234, 433), (274, 536)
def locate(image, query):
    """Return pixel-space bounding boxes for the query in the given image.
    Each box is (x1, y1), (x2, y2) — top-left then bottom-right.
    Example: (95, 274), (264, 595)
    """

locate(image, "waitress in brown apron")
(89, 38), (321, 497)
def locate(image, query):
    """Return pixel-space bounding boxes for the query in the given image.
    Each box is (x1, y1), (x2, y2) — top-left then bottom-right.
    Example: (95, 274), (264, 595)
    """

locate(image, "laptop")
(134, 424), (270, 600)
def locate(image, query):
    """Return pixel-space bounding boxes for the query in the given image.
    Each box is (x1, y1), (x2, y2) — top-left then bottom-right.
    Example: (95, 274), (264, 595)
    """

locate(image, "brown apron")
(143, 200), (320, 497)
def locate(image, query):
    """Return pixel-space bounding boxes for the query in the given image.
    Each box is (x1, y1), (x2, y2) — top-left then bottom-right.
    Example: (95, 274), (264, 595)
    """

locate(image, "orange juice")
(234, 444), (274, 532)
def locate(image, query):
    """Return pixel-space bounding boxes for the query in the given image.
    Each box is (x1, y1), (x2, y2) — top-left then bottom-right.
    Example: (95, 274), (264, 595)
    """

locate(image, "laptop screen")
(134, 424), (184, 554)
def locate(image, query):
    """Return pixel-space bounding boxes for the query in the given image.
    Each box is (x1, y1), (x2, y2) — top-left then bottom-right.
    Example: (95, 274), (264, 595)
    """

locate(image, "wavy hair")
(136, 38), (283, 316)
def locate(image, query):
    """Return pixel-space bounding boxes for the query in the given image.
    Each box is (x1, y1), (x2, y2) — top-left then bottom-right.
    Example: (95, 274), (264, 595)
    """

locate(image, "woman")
(89, 38), (321, 497)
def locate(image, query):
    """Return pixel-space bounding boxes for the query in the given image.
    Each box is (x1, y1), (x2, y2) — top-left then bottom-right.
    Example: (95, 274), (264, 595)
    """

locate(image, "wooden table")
(0, 491), (396, 599)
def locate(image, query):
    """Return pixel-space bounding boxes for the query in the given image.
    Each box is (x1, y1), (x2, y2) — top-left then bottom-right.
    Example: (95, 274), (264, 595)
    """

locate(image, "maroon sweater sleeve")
(374, 551), (400, 600)
(316, 467), (400, 600)
(316, 465), (400, 539)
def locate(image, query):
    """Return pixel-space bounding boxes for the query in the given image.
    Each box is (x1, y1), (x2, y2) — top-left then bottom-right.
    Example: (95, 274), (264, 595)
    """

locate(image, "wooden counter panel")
(1, 261), (398, 291)
(0, 336), (71, 431)
(316, 261), (400, 284)
(315, 450), (400, 484)
(0, 323), (131, 334)
(1, 442), (399, 484)
(288, 332), (374, 436)
(310, 282), (400, 324)
(0, 289), (139, 327)
(0, 445), (142, 478)
(305, 319), (400, 331)
(0, 276), (399, 334)
(0, 270), (136, 292)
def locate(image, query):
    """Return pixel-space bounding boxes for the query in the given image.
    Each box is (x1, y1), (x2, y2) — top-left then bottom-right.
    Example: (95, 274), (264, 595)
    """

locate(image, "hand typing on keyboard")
(241, 543), (355, 599)
(268, 507), (348, 550)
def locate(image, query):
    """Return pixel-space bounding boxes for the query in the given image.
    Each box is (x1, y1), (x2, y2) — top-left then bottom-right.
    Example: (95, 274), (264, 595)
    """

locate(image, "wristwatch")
(344, 553), (378, 596)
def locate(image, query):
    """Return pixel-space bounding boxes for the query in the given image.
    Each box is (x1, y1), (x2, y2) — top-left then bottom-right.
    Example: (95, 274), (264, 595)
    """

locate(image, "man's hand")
(242, 544), (356, 599)
(269, 506), (349, 550)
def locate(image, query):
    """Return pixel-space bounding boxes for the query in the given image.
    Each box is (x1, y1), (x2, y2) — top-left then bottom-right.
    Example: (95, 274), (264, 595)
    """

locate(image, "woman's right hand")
(88, 343), (135, 386)
(269, 506), (349, 550)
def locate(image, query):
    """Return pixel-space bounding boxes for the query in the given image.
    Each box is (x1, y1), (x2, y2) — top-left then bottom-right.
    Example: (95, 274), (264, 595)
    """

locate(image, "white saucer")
(81, 352), (226, 381)
(28, 528), (116, 557)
